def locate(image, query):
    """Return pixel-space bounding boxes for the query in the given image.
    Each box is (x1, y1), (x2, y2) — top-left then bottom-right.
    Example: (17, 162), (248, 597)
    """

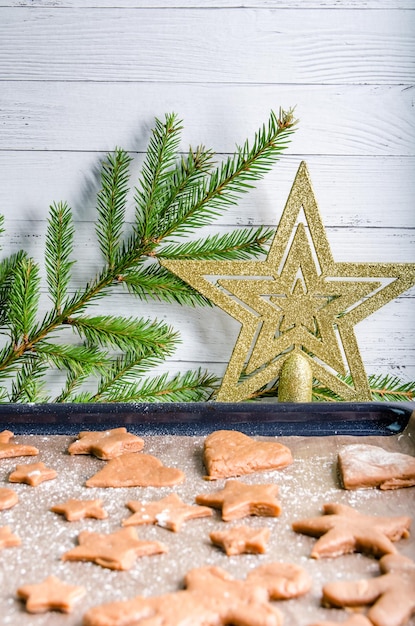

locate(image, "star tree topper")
(161, 162), (415, 402)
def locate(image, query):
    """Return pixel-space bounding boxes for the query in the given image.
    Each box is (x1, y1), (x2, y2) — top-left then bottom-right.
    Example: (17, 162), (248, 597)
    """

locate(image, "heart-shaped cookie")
(85, 453), (185, 488)
(203, 430), (292, 480)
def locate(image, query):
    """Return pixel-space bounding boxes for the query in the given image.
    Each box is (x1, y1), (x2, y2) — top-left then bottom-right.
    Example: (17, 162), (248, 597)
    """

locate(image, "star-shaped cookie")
(68, 428), (144, 459)
(17, 575), (85, 613)
(0, 430), (38, 458)
(322, 553), (415, 626)
(292, 502), (411, 558)
(0, 525), (21, 550)
(0, 487), (18, 511)
(122, 493), (212, 532)
(203, 430), (292, 480)
(210, 525), (270, 555)
(85, 452), (185, 488)
(51, 499), (108, 521)
(8, 462), (57, 486)
(195, 480), (281, 521)
(61, 527), (167, 570)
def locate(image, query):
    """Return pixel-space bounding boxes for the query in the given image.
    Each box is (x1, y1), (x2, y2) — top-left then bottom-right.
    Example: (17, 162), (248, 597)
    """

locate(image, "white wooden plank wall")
(0, 0), (414, 397)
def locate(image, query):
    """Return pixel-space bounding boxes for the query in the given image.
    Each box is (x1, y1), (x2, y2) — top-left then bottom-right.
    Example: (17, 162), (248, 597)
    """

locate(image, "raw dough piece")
(17, 575), (85, 613)
(0, 487), (18, 510)
(62, 526), (167, 570)
(51, 499), (108, 521)
(68, 428), (144, 459)
(338, 444), (415, 490)
(195, 480), (281, 521)
(8, 461), (57, 486)
(322, 553), (415, 626)
(0, 525), (21, 549)
(292, 502), (411, 559)
(203, 430), (293, 480)
(0, 430), (38, 459)
(122, 493), (212, 532)
(83, 562), (311, 626)
(210, 525), (270, 555)
(85, 452), (184, 488)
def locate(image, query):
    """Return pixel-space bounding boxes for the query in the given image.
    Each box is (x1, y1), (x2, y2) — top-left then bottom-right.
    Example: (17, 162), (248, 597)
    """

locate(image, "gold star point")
(161, 161), (415, 402)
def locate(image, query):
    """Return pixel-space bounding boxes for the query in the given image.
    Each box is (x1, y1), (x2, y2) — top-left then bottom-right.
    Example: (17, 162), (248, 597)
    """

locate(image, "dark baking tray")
(0, 401), (413, 436)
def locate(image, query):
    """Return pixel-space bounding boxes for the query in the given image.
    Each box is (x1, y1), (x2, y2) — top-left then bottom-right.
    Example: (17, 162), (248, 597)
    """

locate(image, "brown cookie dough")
(0, 430), (38, 459)
(83, 561), (311, 626)
(17, 575), (86, 613)
(203, 430), (293, 480)
(68, 428), (144, 460)
(0, 487), (18, 511)
(8, 461), (57, 487)
(122, 493), (212, 532)
(51, 499), (108, 521)
(62, 527), (167, 570)
(322, 553), (415, 626)
(338, 444), (415, 490)
(309, 616), (373, 626)
(292, 502), (411, 559)
(0, 525), (21, 550)
(85, 452), (184, 488)
(210, 525), (270, 555)
(196, 479), (281, 521)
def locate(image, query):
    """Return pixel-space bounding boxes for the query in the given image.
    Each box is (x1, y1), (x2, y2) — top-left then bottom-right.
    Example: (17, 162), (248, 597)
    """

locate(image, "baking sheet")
(0, 405), (414, 626)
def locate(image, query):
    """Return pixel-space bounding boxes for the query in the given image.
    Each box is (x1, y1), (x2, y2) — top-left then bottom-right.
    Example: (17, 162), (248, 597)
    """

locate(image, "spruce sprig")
(0, 109), (298, 403)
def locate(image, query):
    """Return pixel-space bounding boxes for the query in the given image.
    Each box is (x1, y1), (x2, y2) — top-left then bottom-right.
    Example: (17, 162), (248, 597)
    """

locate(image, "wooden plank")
(0, 2), (413, 11)
(0, 8), (413, 83)
(0, 153), (413, 229)
(1, 83), (414, 155)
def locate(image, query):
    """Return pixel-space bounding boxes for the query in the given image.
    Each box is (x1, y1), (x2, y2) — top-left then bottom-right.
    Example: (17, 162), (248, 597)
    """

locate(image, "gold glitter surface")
(161, 162), (415, 402)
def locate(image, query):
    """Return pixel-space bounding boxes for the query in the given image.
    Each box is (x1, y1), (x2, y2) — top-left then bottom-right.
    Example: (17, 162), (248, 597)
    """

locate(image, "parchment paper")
(0, 415), (414, 626)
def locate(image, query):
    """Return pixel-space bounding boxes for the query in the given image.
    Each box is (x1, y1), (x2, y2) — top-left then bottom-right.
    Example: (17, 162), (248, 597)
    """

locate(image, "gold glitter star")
(161, 162), (415, 402)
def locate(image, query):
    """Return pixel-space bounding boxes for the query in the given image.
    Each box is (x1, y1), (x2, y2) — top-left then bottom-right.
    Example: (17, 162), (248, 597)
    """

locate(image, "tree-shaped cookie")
(292, 503), (411, 558)
(321, 553), (415, 626)
(83, 561), (311, 626)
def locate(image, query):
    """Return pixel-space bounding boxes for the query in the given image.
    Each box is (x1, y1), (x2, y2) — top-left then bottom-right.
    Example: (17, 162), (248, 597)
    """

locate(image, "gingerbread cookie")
(68, 428), (144, 460)
(195, 480), (281, 521)
(17, 575), (85, 613)
(0, 525), (21, 550)
(0, 430), (38, 459)
(292, 502), (411, 558)
(322, 553), (415, 626)
(203, 430), (293, 480)
(61, 527), (167, 570)
(8, 461), (57, 486)
(83, 561), (311, 626)
(210, 525), (270, 555)
(338, 444), (415, 490)
(51, 499), (108, 521)
(123, 493), (212, 532)
(0, 487), (18, 511)
(85, 452), (184, 488)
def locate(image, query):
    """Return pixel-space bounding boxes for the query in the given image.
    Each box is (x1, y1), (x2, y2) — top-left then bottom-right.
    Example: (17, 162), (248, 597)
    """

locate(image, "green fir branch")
(10, 357), (49, 403)
(96, 368), (218, 403)
(66, 315), (179, 355)
(158, 226), (274, 261)
(8, 256), (41, 343)
(121, 264), (211, 306)
(0, 110), (299, 402)
(45, 201), (75, 312)
(96, 149), (132, 268)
